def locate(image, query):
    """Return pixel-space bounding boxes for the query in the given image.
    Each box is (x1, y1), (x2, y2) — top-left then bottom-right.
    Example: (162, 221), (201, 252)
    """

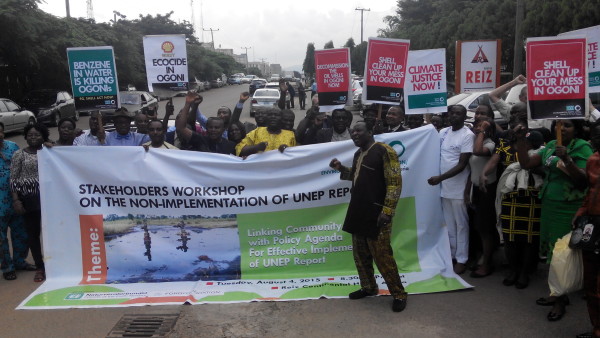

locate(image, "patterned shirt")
(10, 149), (39, 197)
(576, 152), (600, 216)
(0, 141), (19, 214)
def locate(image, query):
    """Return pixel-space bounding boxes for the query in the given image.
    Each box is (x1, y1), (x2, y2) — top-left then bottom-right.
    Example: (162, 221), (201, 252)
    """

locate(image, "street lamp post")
(241, 46), (252, 73)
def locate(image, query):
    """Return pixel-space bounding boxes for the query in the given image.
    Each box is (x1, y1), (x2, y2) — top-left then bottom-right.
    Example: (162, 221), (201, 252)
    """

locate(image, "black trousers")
(24, 210), (44, 270)
(299, 95), (306, 109)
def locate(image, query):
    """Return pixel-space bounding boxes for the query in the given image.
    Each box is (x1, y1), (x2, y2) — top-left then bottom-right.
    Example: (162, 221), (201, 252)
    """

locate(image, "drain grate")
(106, 314), (179, 337)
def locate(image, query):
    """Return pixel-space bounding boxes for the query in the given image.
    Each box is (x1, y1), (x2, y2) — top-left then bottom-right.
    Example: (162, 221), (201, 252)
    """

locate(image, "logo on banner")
(471, 46), (489, 63)
(389, 140), (406, 158)
(161, 41), (175, 56)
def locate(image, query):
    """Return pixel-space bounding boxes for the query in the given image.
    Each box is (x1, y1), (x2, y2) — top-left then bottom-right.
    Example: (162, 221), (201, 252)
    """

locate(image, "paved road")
(0, 256), (590, 337)
(0, 86), (591, 337)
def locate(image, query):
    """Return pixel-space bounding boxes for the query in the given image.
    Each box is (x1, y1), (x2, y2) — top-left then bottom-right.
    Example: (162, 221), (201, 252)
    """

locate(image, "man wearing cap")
(101, 108), (150, 146)
(329, 121), (407, 313)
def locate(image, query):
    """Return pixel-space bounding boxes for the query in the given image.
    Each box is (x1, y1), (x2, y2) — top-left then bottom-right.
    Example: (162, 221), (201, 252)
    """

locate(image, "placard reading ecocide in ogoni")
(527, 36), (588, 120)
(143, 34), (189, 93)
(363, 37), (410, 105)
(67, 46), (119, 111)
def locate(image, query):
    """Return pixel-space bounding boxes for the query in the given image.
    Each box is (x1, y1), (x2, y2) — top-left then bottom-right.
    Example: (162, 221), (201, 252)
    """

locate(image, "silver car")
(250, 88), (280, 117)
(0, 99), (36, 133)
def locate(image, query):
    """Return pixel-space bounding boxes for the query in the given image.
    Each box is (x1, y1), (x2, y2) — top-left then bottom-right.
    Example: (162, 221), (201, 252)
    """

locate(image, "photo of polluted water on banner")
(102, 214), (241, 283)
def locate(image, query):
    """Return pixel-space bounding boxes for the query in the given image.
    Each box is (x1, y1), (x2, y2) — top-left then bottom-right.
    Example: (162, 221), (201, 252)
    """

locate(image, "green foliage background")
(0, 0), (242, 97)
(379, 0), (600, 77)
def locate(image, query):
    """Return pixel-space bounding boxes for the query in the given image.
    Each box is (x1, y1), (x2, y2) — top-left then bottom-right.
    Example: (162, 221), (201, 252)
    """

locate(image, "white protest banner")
(67, 46), (119, 111)
(143, 34), (189, 93)
(404, 49), (447, 115)
(455, 40), (501, 93)
(314, 48), (351, 112)
(18, 127), (470, 309)
(362, 37), (410, 105)
(559, 25), (600, 93)
(527, 36), (587, 120)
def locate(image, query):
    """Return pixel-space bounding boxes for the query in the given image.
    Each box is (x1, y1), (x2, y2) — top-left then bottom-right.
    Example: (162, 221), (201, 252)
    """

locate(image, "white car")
(0, 98), (36, 133)
(251, 88), (280, 117)
(351, 79), (363, 110)
(241, 75), (257, 84)
(447, 91), (508, 128)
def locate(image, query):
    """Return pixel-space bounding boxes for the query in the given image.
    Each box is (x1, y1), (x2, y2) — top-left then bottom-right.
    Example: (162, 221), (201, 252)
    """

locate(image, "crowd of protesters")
(1, 75), (600, 335)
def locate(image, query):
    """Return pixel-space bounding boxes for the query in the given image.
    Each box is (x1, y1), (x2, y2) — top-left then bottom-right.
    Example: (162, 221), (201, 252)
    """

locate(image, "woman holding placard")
(515, 119), (593, 321)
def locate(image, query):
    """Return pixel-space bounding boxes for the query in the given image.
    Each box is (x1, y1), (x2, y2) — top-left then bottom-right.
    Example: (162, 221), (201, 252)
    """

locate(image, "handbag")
(570, 215), (600, 253)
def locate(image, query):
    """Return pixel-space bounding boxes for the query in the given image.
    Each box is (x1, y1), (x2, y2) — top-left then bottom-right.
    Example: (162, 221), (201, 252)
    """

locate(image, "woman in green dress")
(515, 119), (593, 322)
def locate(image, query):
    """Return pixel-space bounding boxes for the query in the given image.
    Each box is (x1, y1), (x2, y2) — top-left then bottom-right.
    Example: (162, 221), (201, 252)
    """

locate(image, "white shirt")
(439, 126), (474, 199)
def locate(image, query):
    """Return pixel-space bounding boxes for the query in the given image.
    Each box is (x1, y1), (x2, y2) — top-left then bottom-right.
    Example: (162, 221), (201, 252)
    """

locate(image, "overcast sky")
(39, 0), (397, 70)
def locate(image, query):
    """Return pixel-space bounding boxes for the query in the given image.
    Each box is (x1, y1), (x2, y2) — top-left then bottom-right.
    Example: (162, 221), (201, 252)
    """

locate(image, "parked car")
(351, 79), (363, 110)
(249, 79), (267, 95)
(210, 78), (224, 88)
(250, 88), (280, 117)
(20, 89), (77, 126)
(241, 75), (257, 84)
(119, 91), (159, 115)
(0, 98), (36, 133)
(447, 91), (508, 129)
(227, 76), (242, 85)
(505, 83), (527, 106)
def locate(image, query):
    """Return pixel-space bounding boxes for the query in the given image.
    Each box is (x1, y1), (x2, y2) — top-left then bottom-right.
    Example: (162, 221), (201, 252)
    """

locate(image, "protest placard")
(314, 48), (351, 112)
(560, 25), (600, 93)
(67, 46), (119, 111)
(455, 40), (501, 93)
(363, 38), (410, 105)
(143, 34), (189, 94)
(18, 128), (470, 309)
(527, 36), (587, 120)
(404, 49), (447, 114)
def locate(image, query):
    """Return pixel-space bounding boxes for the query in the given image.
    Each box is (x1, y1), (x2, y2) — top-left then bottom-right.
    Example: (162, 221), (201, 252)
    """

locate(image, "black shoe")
(515, 275), (529, 289)
(392, 298), (407, 312)
(16, 263), (37, 271)
(348, 289), (377, 299)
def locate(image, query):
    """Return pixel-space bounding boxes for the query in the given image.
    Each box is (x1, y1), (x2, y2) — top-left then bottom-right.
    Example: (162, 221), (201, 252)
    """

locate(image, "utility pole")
(512, 0), (525, 77)
(190, 0), (197, 39)
(241, 46), (252, 71)
(203, 28), (219, 49)
(86, 0), (94, 21)
(65, 0), (70, 18)
(355, 7), (370, 43)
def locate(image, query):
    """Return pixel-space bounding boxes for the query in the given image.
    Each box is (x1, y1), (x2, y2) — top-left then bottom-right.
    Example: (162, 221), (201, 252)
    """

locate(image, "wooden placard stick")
(555, 120), (562, 146)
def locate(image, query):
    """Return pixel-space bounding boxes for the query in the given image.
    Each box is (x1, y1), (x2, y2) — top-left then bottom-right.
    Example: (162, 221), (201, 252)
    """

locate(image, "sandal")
(33, 270), (45, 283)
(470, 265), (494, 278)
(3, 271), (17, 280)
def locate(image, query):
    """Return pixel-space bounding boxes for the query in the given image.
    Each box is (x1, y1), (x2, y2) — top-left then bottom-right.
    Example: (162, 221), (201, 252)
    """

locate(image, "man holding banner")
(329, 121), (407, 313)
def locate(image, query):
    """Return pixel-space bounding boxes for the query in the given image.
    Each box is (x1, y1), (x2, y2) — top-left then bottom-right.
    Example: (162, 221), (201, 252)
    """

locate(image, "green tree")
(343, 37), (356, 51)
(246, 67), (263, 78)
(323, 40), (334, 49)
(302, 43), (316, 79)
(351, 41), (368, 76)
